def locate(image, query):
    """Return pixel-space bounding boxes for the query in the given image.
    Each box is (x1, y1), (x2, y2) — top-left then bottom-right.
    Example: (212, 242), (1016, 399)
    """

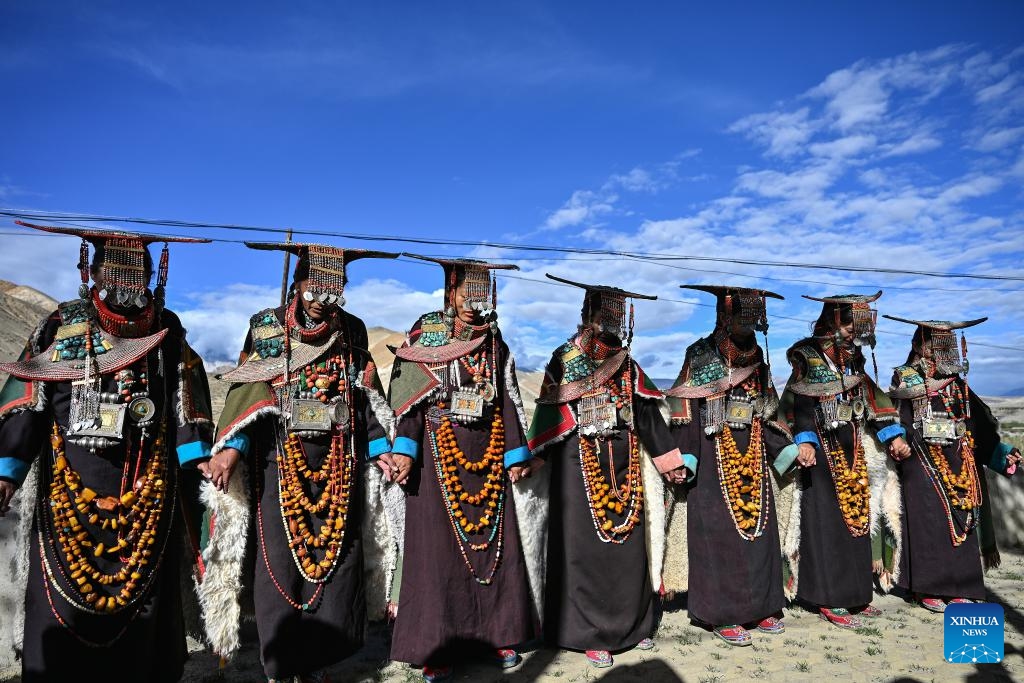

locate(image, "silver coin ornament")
(129, 397), (156, 423)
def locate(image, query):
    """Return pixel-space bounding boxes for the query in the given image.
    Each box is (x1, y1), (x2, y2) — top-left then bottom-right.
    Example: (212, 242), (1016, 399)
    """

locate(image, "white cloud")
(175, 283), (280, 364)
(729, 107), (817, 158)
(976, 74), (1019, 104)
(543, 189), (617, 229)
(973, 126), (1024, 153)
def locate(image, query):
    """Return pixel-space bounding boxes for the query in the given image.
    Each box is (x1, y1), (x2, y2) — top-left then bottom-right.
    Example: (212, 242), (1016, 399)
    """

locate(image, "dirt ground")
(139, 550), (1024, 683)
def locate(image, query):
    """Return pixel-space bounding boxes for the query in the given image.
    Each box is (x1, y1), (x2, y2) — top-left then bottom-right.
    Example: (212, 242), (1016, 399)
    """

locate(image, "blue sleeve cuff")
(392, 436), (420, 460)
(367, 437), (391, 459)
(176, 440), (212, 467)
(876, 423), (906, 444)
(681, 452), (698, 482)
(794, 431), (820, 449)
(0, 457), (31, 486)
(221, 434), (250, 457)
(774, 443), (800, 476)
(989, 441), (1014, 474)
(504, 445), (531, 469)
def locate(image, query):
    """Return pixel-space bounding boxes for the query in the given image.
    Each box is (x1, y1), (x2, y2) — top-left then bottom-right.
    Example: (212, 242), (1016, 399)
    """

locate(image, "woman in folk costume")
(663, 286), (795, 646)
(883, 315), (1020, 612)
(526, 275), (681, 668)
(0, 222), (213, 682)
(197, 243), (403, 683)
(386, 255), (542, 683)
(778, 291), (911, 630)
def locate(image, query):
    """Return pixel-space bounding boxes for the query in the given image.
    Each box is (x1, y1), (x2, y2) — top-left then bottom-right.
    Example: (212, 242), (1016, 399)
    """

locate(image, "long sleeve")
(0, 314), (59, 485)
(391, 392), (424, 460)
(791, 392), (821, 450)
(500, 348), (530, 469)
(172, 333), (215, 468)
(969, 389), (1017, 476)
(636, 396), (692, 479)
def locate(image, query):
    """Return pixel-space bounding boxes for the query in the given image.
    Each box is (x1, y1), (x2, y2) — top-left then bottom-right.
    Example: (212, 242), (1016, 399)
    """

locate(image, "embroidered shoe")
(585, 650), (613, 668)
(635, 637), (656, 650)
(756, 616), (785, 634)
(422, 665), (453, 682)
(820, 607), (863, 630)
(919, 597), (946, 613)
(854, 604), (883, 618)
(713, 625), (752, 646)
(948, 598), (973, 605)
(494, 649), (522, 669)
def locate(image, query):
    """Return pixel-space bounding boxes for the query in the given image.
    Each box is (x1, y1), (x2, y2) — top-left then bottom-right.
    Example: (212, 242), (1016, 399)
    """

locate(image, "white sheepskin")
(196, 464), (250, 659)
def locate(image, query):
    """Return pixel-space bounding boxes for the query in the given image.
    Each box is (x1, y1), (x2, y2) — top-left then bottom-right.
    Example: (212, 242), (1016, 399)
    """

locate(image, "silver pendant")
(288, 399), (332, 432)
(128, 397), (156, 424)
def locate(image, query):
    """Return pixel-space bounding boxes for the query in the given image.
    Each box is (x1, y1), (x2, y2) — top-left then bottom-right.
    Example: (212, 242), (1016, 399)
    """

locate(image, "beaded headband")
(403, 254), (519, 313)
(245, 242), (400, 306)
(681, 285), (783, 334)
(15, 221), (210, 309)
(545, 273), (657, 347)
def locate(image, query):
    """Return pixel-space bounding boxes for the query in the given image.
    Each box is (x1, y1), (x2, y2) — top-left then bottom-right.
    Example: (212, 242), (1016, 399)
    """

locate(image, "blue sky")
(1, 2), (1023, 393)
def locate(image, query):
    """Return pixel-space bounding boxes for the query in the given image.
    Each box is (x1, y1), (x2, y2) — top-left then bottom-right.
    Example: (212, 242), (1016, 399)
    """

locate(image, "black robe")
(895, 381), (1008, 601)
(671, 383), (790, 627)
(218, 305), (388, 679)
(789, 392), (876, 608)
(0, 308), (210, 683)
(389, 326), (534, 667)
(535, 357), (674, 652)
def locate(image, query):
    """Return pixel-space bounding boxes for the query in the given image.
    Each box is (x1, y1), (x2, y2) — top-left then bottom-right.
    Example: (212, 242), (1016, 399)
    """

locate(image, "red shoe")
(635, 637), (656, 650)
(854, 604), (883, 618)
(756, 616), (785, 634)
(585, 650), (613, 668)
(820, 607), (863, 630)
(948, 598), (973, 605)
(422, 665), (452, 682)
(713, 625), (752, 646)
(919, 597), (946, 613)
(494, 649), (521, 669)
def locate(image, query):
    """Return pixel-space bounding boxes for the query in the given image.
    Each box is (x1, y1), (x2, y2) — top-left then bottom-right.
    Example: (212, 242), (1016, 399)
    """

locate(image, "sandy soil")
(121, 550), (1024, 683)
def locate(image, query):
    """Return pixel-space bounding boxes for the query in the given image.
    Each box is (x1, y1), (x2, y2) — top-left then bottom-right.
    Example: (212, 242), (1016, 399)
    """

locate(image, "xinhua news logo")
(944, 602), (1004, 664)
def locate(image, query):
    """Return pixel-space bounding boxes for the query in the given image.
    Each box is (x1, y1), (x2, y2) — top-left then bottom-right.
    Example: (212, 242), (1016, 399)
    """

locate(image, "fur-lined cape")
(778, 430), (902, 598)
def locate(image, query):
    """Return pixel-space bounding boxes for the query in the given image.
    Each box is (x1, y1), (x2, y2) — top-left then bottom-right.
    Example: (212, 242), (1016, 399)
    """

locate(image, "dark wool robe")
(894, 377), (1014, 601)
(212, 305), (389, 679)
(669, 371), (792, 627)
(0, 307), (212, 683)
(530, 353), (675, 652)
(780, 341), (904, 610)
(389, 322), (534, 667)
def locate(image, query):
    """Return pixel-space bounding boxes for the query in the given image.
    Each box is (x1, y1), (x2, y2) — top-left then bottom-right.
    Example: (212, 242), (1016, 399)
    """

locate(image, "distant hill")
(0, 280), (57, 387)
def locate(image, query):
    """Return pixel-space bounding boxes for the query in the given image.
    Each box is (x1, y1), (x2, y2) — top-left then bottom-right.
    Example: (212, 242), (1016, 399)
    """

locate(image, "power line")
(4, 217), (1023, 353)
(3, 208), (1023, 282)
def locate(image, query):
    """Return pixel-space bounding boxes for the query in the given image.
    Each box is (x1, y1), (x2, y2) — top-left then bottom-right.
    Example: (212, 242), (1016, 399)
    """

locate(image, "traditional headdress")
(883, 315), (987, 379)
(245, 241), (400, 307)
(804, 290), (883, 382)
(404, 254), (518, 331)
(804, 290), (882, 348)
(15, 220), (208, 311)
(682, 284), (783, 368)
(547, 273), (656, 349)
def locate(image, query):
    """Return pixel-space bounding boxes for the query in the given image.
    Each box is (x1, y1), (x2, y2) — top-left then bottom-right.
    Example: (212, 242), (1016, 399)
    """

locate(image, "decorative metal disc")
(851, 398), (866, 418)
(619, 404), (633, 423)
(330, 401), (351, 425)
(128, 397), (156, 423)
(479, 380), (496, 403)
(955, 421), (967, 438)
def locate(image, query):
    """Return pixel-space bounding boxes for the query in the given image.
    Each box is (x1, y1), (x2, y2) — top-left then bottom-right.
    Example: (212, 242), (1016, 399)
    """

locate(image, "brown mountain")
(0, 280), (58, 387)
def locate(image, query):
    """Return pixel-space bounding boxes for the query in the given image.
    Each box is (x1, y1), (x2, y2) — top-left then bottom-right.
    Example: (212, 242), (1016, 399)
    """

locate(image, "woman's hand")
(797, 443), (817, 468)
(198, 448), (241, 492)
